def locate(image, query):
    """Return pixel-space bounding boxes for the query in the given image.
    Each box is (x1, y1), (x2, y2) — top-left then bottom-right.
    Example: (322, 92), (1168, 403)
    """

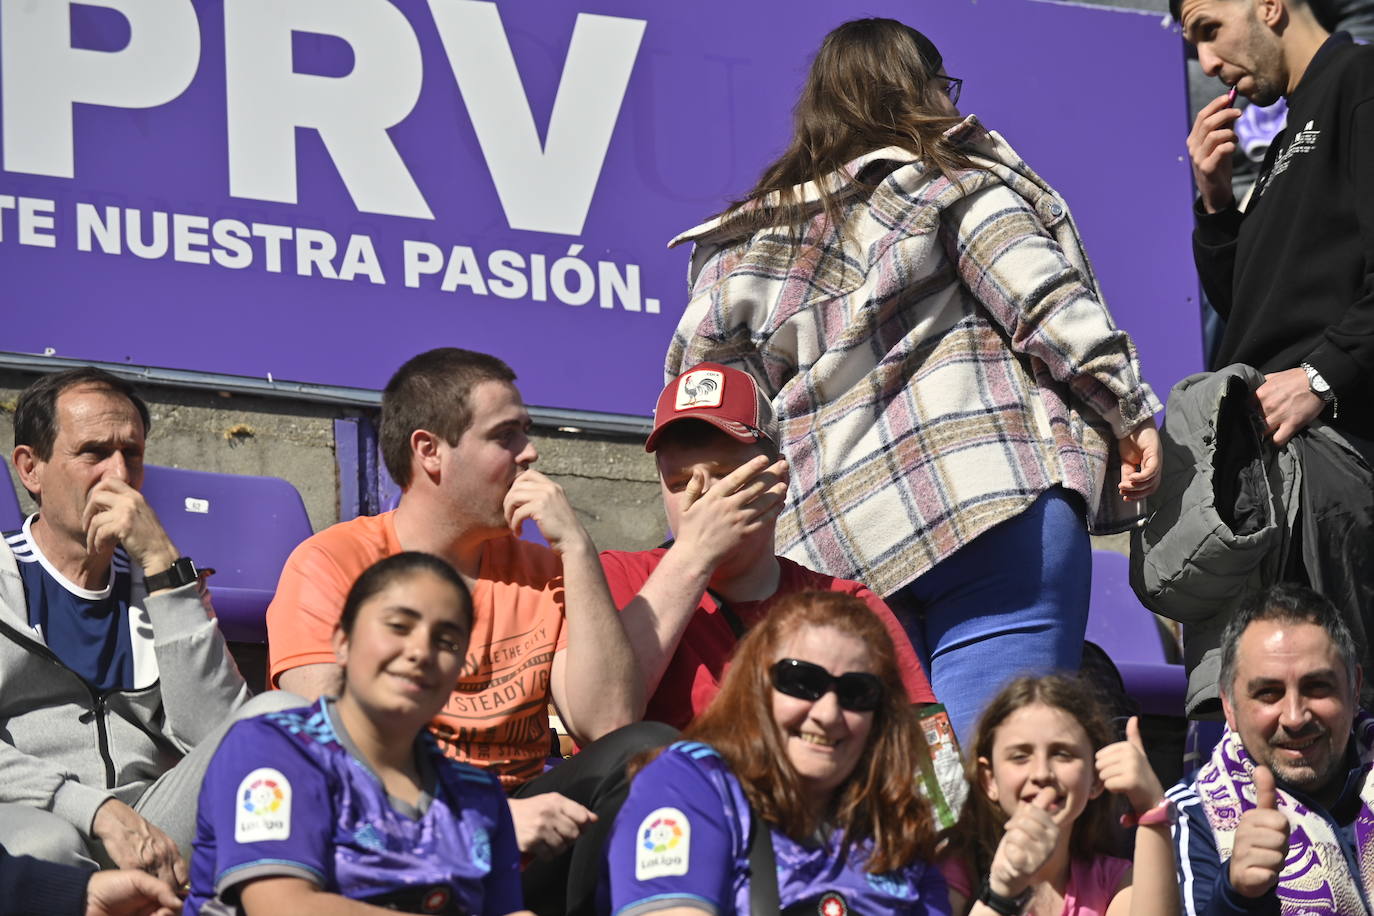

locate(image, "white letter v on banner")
(428, 0), (645, 236)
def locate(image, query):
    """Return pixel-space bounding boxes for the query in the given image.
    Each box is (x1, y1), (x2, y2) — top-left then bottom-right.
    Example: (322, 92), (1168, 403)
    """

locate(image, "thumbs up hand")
(1229, 766), (1290, 898)
(1096, 716), (1165, 816)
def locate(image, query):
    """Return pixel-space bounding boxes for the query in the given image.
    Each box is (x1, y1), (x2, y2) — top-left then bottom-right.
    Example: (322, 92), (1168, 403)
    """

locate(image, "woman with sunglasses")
(665, 18), (1163, 744)
(606, 591), (948, 915)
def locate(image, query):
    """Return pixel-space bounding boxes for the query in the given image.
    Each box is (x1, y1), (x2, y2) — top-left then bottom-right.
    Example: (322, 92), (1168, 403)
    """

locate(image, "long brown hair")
(716, 18), (978, 238)
(683, 591), (936, 872)
(939, 675), (1119, 904)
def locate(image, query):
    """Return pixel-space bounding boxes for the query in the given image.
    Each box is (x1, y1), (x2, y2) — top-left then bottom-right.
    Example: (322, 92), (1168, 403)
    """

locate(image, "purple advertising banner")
(0, 0), (1201, 417)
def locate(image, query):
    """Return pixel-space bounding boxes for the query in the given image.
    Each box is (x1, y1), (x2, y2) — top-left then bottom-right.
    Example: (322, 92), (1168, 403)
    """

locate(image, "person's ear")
(12, 445), (41, 499)
(410, 429), (444, 480)
(1222, 688), (1237, 732)
(332, 626), (349, 668)
(1257, 0), (1284, 28)
(978, 757), (998, 803)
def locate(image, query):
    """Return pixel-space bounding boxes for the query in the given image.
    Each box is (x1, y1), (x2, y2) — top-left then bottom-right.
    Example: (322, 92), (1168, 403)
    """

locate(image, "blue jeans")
(888, 486), (1091, 745)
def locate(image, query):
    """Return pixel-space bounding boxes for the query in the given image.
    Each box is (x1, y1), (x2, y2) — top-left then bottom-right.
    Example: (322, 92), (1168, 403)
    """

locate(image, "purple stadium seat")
(1085, 549), (1186, 717)
(0, 473), (24, 532)
(139, 465), (313, 643)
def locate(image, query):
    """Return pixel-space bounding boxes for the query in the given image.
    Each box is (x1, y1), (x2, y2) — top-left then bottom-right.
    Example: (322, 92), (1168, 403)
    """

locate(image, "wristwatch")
(145, 557), (199, 593)
(978, 880), (1031, 916)
(1301, 362), (1339, 418)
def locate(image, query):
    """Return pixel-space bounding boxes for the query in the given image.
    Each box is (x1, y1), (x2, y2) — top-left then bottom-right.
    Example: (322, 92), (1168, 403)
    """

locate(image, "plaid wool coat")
(666, 116), (1162, 598)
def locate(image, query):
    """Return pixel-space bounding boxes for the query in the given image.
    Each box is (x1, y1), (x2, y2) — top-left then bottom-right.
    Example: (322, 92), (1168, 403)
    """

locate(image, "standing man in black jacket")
(1174, 0), (1374, 674)
(1178, 0), (1373, 445)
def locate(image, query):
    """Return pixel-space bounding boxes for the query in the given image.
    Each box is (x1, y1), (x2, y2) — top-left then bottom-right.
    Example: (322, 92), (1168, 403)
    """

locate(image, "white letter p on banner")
(1, 0), (201, 178)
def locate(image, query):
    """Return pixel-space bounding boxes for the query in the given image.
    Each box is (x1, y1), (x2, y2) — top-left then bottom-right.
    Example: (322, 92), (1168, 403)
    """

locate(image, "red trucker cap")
(645, 363), (778, 453)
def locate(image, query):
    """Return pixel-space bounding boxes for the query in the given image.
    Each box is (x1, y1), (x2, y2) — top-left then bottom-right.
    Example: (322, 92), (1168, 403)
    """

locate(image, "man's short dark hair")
(380, 348), (517, 489)
(1219, 583), (1359, 698)
(14, 367), (151, 461)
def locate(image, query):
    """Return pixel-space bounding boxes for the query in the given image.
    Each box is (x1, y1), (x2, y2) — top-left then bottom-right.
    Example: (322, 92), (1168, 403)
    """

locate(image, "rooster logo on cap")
(680, 374), (719, 406)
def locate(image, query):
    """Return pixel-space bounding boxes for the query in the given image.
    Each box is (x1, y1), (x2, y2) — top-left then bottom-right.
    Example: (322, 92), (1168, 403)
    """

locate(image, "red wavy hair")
(682, 590), (937, 872)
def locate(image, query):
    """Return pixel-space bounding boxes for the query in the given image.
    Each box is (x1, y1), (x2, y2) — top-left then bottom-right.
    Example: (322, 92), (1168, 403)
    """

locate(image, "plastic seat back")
(139, 465), (313, 643)
(1085, 549), (1185, 716)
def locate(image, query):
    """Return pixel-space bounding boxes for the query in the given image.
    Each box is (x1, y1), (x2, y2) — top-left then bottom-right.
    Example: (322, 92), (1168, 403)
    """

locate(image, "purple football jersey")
(186, 698), (521, 915)
(607, 741), (949, 916)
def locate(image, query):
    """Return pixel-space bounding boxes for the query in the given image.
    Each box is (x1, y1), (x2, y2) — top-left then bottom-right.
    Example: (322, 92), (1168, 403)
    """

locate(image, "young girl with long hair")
(940, 675), (1178, 916)
(606, 591), (948, 915)
(185, 552), (527, 915)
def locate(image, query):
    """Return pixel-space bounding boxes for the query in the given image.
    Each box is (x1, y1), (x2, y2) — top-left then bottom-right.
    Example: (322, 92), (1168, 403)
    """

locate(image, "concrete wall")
(0, 368), (665, 552)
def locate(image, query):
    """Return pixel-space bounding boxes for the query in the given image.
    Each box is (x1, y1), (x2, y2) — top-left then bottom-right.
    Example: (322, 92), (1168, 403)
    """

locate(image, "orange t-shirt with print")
(266, 511), (568, 789)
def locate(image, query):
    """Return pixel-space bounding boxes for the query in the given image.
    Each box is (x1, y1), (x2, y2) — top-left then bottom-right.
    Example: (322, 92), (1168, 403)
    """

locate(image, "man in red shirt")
(602, 363), (936, 729)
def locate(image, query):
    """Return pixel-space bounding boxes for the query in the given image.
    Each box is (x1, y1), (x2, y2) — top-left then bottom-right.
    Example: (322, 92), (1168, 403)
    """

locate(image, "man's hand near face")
(81, 478), (178, 582)
(1187, 93), (1242, 214)
(504, 470), (592, 558)
(613, 453), (789, 705)
(671, 454), (789, 574)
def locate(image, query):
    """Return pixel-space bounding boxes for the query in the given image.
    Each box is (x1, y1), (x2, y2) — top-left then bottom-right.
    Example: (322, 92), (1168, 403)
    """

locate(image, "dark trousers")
(512, 721), (678, 916)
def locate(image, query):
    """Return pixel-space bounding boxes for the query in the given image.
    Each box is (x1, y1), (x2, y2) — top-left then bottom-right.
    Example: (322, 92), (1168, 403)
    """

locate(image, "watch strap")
(978, 879), (1030, 916)
(145, 557), (197, 593)
(1300, 362), (1340, 418)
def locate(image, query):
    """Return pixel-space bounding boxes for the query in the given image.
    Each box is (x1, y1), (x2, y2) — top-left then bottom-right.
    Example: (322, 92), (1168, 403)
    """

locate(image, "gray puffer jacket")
(1130, 365), (1300, 716)
(1131, 364), (1374, 717)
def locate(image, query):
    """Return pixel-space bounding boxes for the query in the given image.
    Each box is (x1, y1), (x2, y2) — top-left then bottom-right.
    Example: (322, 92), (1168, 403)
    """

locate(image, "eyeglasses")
(770, 659), (884, 712)
(940, 75), (963, 106)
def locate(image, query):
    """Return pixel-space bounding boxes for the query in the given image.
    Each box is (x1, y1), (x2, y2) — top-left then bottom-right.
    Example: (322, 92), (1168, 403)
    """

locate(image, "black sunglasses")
(770, 659), (884, 712)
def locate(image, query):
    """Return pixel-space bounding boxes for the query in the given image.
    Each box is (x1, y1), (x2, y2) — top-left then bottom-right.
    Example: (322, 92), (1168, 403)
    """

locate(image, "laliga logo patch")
(635, 806), (690, 880)
(234, 768), (292, 843)
(675, 370), (724, 410)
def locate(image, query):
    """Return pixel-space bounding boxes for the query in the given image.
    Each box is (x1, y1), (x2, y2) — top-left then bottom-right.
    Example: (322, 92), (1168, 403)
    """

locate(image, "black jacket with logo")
(1194, 33), (1374, 440)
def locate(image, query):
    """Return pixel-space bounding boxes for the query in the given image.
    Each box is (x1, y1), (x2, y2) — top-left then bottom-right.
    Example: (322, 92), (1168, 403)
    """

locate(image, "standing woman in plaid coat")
(666, 18), (1163, 743)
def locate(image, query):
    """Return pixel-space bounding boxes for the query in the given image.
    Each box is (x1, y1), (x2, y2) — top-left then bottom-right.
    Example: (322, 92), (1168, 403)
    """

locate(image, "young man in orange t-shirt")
(266, 348), (660, 916)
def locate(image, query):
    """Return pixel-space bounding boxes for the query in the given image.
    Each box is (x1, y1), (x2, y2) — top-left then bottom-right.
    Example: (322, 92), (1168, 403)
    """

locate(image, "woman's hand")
(1095, 716), (1163, 816)
(1117, 419), (1161, 501)
(987, 786), (1058, 898)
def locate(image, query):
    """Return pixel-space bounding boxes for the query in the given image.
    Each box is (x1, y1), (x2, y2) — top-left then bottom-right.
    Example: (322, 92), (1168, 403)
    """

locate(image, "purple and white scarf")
(1196, 712), (1374, 914)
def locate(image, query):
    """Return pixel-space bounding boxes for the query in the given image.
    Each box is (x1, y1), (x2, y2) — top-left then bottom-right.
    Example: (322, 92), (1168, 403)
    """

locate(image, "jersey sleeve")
(1168, 781), (1278, 916)
(608, 747), (740, 916)
(197, 717), (337, 897)
(266, 537), (355, 684)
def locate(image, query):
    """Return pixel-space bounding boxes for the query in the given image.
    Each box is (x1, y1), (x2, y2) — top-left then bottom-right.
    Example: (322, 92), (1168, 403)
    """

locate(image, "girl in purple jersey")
(186, 552), (529, 916)
(939, 676), (1178, 916)
(607, 592), (948, 916)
